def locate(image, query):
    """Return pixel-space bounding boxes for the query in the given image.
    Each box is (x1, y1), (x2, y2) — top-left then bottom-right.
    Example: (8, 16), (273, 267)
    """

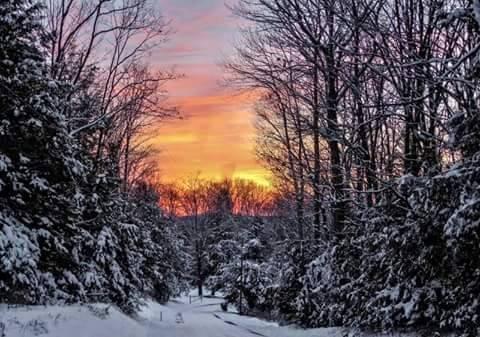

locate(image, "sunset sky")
(148, 0), (270, 186)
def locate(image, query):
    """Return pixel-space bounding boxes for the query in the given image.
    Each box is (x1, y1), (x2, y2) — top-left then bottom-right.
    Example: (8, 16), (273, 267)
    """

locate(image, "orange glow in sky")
(151, 91), (271, 186)
(148, 1), (271, 186)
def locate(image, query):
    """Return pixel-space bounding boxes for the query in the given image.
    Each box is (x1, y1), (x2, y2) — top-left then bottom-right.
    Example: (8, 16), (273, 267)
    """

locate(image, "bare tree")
(44, 0), (178, 188)
(228, 0), (378, 239)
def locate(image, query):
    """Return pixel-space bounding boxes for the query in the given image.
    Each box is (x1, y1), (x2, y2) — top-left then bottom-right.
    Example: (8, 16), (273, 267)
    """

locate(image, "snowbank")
(0, 304), (145, 337)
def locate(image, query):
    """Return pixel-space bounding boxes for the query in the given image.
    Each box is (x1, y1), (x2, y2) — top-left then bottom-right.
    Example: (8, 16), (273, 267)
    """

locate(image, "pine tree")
(0, 0), (86, 303)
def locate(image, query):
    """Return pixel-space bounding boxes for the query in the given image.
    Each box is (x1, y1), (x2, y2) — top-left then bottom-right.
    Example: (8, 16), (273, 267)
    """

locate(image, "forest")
(2, 0), (480, 336)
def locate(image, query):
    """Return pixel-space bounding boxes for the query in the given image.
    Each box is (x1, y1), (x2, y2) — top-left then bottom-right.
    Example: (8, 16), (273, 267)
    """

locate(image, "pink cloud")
(143, 1), (269, 185)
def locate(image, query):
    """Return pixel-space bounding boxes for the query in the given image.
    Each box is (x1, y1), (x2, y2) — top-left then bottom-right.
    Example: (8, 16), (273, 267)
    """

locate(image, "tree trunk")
(196, 241), (203, 297)
(325, 13), (345, 237)
(312, 49), (322, 240)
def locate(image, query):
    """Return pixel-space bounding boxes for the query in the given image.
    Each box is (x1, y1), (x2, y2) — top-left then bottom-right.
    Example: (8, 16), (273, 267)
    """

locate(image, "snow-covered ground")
(0, 293), (419, 337)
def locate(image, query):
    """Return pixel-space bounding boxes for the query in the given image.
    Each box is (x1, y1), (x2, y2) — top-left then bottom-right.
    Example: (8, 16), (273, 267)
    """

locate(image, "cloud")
(144, 1), (269, 185)
(148, 91), (268, 185)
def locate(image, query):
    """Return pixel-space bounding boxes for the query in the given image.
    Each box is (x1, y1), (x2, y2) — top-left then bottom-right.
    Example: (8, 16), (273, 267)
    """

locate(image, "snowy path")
(139, 295), (343, 337)
(143, 297), (270, 337)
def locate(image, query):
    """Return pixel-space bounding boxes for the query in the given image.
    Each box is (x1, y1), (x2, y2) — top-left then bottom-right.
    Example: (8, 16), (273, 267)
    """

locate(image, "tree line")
(157, 176), (278, 297)
(198, 0), (480, 335)
(0, 0), (185, 312)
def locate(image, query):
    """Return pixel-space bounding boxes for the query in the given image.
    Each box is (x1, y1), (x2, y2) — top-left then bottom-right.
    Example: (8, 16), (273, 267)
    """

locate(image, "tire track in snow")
(212, 313), (269, 337)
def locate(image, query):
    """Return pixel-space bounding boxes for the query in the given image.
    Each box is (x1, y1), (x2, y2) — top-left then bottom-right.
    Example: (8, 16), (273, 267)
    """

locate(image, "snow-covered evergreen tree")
(0, 0), (87, 303)
(0, 0), (187, 312)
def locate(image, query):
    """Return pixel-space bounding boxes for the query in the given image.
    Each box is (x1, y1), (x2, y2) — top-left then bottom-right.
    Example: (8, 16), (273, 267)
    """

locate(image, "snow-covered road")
(140, 295), (340, 337)
(143, 296), (269, 337)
